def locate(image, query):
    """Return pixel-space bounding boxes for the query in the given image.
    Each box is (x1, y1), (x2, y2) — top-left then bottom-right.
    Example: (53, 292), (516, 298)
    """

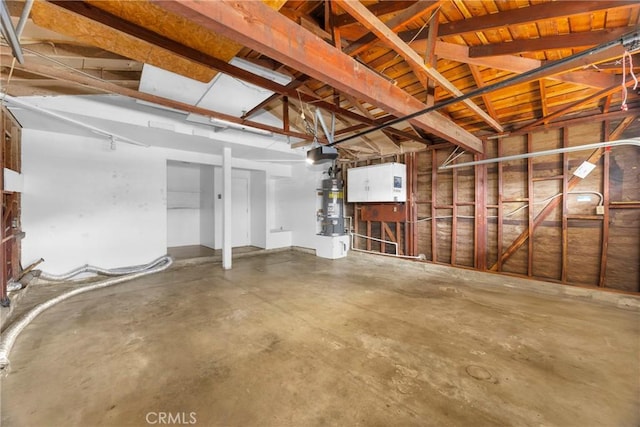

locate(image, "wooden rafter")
(35, 2), (441, 147)
(151, 0), (483, 153)
(424, 8), (439, 107)
(468, 65), (499, 123)
(242, 78), (308, 120)
(437, 1), (637, 37)
(469, 27), (633, 58)
(335, 0), (503, 133)
(333, 1), (416, 27)
(516, 78), (638, 132)
(342, 92), (400, 148)
(417, 41), (618, 89)
(344, 0), (441, 57)
(539, 80), (549, 119)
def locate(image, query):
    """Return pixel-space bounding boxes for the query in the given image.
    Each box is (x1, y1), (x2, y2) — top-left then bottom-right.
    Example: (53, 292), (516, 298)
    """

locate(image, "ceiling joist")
(437, 0), (638, 37)
(336, 0), (503, 132)
(344, 0), (441, 57)
(35, 1), (430, 147)
(151, 0), (483, 153)
(468, 26), (633, 58)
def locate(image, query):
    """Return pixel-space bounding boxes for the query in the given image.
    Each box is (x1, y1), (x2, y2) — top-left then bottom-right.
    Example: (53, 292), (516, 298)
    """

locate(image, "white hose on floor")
(0, 255), (173, 369)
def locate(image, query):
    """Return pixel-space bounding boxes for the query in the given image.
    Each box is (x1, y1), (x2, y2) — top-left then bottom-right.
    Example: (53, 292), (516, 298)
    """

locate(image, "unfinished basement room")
(1, 1), (639, 426)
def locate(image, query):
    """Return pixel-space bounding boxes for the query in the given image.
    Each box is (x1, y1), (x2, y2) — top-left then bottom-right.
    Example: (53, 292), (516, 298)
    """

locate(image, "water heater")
(319, 178), (346, 236)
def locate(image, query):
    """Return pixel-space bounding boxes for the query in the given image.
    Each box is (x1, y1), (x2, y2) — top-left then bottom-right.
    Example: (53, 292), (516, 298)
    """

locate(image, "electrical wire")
(621, 50), (639, 111)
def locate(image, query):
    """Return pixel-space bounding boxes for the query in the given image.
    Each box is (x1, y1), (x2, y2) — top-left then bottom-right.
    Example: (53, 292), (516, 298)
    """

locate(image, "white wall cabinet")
(347, 162), (406, 202)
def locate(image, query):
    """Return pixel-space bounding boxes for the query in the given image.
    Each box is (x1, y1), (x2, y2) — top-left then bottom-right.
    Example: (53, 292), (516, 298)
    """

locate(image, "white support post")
(222, 147), (233, 270)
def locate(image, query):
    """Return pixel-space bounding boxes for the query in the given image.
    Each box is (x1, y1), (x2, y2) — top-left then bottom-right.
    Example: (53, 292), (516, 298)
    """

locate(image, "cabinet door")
(347, 167), (369, 202)
(366, 165), (392, 202)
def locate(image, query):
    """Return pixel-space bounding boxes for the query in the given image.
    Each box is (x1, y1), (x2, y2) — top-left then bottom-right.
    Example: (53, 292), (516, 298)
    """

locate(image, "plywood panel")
(435, 210), (452, 264)
(29, 2), (216, 82)
(610, 146), (640, 202)
(606, 210), (640, 292)
(455, 206), (475, 267)
(532, 207), (562, 281)
(567, 223), (603, 286)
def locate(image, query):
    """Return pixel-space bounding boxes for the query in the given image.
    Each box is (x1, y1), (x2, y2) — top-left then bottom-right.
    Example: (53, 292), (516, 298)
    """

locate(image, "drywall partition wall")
(200, 164), (215, 249)
(167, 161), (201, 247)
(266, 175), (293, 249)
(287, 163), (325, 250)
(250, 170), (267, 249)
(21, 129), (166, 274)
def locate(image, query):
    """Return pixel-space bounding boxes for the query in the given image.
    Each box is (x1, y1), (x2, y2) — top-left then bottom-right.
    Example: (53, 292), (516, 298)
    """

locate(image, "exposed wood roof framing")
(150, 0), (483, 152)
(1, 0), (638, 158)
(335, 0), (504, 132)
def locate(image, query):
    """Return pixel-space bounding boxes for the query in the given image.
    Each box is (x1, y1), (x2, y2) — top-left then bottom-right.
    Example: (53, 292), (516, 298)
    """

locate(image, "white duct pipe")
(0, 255), (173, 369)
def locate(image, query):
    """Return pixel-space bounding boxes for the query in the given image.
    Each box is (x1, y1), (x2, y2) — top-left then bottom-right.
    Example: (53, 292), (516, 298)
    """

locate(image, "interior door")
(231, 177), (250, 247)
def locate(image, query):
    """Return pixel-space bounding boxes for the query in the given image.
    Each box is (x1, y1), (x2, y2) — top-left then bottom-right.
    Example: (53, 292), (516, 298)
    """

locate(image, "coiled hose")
(0, 255), (173, 369)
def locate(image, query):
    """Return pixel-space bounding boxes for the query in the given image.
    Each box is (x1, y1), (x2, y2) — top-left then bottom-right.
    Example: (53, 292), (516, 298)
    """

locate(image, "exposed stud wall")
(347, 120), (639, 293)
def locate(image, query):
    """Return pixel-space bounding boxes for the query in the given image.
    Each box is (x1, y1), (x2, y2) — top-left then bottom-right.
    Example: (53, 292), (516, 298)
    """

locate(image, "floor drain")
(465, 365), (493, 381)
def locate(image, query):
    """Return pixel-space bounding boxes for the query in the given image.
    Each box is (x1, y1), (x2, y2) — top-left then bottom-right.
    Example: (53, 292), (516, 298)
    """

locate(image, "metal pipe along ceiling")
(438, 138), (640, 170)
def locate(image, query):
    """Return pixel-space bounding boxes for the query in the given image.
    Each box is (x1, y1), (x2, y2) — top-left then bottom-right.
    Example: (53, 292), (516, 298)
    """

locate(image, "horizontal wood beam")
(152, 0), (483, 153)
(408, 41), (618, 89)
(469, 27), (632, 58)
(438, 1), (638, 37)
(336, 0), (502, 133)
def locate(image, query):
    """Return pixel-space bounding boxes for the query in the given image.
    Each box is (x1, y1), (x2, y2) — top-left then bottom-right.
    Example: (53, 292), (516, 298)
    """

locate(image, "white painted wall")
(17, 96), (301, 273)
(21, 129), (166, 274)
(285, 164), (326, 250)
(200, 165), (215, 249)
(265, 175), (292, 249)
(250, 170), (267, 249)
(167, 161), (201, 247)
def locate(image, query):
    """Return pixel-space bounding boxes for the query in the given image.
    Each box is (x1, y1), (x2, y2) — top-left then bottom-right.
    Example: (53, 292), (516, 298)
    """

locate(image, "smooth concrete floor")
(167, 245), (262, 261)
(1, 251), (638, 426)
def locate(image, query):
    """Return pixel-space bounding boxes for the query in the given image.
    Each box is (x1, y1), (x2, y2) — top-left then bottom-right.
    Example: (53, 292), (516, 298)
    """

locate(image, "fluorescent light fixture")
(209, 117), (273, 137)
(306, 145), (338, 164)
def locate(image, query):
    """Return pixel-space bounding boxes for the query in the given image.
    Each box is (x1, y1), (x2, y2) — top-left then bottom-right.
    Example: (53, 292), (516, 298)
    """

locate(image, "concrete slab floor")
(1, 251), (638, 426)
